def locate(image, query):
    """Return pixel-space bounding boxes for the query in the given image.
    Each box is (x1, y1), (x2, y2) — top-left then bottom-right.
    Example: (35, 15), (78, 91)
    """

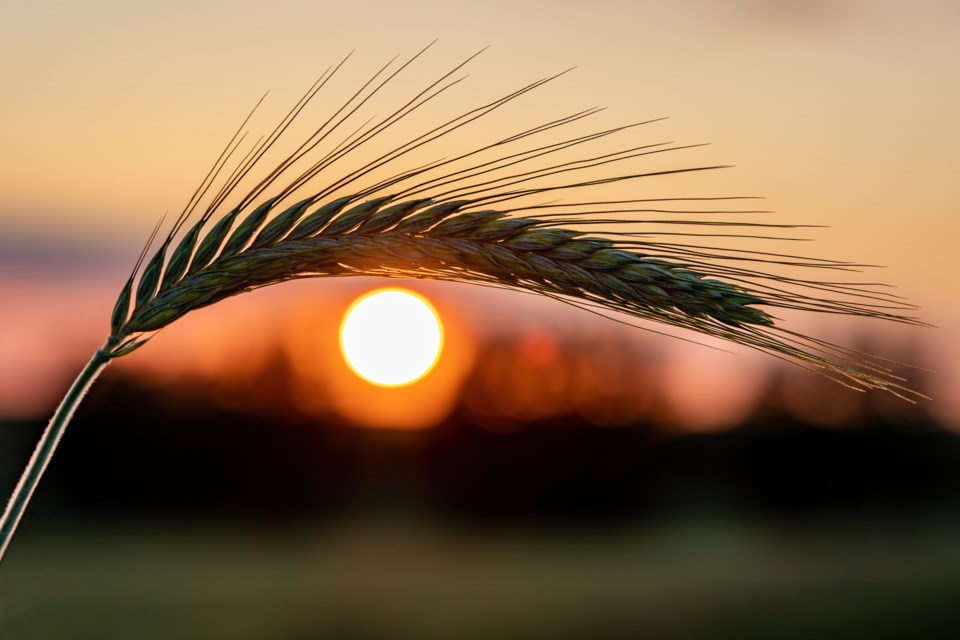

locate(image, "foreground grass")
(1, 516), (959, 639)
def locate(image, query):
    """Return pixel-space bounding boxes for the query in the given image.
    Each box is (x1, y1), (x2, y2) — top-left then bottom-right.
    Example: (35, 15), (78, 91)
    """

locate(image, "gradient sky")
(1, 0), (958, 424)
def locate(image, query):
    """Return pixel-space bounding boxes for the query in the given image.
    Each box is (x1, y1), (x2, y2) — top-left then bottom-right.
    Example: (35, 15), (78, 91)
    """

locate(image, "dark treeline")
(1, 368), (956, 525)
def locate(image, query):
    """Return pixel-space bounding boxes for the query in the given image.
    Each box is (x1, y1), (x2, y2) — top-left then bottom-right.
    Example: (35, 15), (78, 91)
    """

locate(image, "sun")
(339, 288), (444, 387)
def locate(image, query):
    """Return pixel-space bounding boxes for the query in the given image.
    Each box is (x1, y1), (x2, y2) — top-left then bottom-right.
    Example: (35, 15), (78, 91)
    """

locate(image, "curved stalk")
(0, 347), (111, 563)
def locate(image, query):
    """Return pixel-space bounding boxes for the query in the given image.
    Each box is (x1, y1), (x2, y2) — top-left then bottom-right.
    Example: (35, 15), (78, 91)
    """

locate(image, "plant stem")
(0, 347), (111, 564)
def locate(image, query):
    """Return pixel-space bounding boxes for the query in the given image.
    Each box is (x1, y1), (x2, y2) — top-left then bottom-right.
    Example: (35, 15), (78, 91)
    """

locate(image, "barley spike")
(97, 47), (925, 399)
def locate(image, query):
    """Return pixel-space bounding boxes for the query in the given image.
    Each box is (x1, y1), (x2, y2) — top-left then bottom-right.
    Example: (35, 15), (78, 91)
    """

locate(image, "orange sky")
(1, 0), (958, 427)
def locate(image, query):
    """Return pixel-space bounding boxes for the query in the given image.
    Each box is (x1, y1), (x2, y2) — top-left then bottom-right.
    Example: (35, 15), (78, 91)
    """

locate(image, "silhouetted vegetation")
(2, 363), (955, 527)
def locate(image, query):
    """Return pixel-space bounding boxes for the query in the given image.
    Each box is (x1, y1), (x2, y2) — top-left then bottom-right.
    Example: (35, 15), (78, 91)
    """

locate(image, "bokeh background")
(2, 1), (959, 638)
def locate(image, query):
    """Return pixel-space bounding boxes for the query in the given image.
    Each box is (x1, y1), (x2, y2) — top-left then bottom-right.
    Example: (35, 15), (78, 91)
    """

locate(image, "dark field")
(4, 516), (960, 640)
(2, 372), (959, 639)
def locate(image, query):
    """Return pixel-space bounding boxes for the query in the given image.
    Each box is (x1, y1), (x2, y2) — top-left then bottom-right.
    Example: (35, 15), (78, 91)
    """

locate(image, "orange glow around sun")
(282, 284), (474, 430)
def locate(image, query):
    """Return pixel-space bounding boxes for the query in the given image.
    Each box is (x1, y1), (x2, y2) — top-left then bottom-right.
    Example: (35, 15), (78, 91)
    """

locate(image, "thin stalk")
(0, 346), (111, 563)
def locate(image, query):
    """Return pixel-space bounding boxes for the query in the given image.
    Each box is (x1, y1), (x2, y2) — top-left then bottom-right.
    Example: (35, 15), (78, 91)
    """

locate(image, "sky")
(1, 0), (958, 426)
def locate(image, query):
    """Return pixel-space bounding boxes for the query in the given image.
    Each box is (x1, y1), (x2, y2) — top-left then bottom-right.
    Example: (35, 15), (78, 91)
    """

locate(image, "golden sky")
(1, 0), (958, 424)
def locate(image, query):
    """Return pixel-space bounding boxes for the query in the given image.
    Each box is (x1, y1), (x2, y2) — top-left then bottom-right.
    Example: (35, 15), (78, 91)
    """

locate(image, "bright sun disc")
(339, 288), (444, 387)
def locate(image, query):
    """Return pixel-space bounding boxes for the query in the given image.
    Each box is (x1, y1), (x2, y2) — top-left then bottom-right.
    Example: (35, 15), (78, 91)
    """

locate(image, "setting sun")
(339, 288), (444, 387)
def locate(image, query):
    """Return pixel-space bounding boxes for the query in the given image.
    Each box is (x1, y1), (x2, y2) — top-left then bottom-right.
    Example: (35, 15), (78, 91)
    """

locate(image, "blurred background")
(2, 1), (959, 638)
